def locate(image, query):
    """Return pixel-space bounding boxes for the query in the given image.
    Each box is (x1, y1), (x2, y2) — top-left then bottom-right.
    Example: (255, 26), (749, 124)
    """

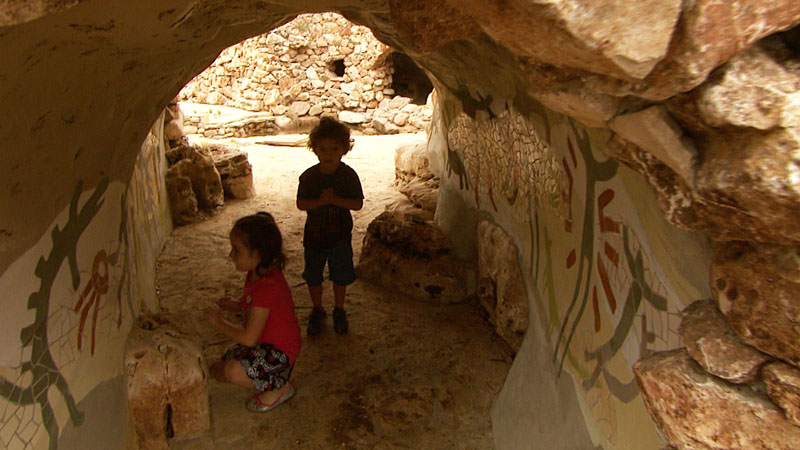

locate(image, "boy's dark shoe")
(307, 308), (326, 336)
(333, 307), (349, 334)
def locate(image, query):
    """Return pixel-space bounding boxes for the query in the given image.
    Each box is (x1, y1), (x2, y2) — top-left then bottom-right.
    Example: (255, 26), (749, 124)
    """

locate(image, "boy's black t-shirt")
(297, 162), (364, 249)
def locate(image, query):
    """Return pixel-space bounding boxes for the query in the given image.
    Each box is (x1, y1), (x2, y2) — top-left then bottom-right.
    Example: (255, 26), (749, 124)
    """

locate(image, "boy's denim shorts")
(302, 239), (356, 287)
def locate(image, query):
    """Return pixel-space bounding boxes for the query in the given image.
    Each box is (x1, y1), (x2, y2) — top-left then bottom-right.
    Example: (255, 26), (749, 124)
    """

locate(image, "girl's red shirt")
(240, 269), (302, 363)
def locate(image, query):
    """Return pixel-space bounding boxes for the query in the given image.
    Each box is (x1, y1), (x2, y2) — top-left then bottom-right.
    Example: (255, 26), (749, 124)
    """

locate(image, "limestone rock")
(637, 0), (800, 100)
(455, 0), (680, 80)
(606, 127), (800, 245)
(610, 106), (698, 188)
(357, 207), (467, 303)
(372, 117), (399, 134)
(394, 140), (439, 213)
(164, 100), (185, 144)
(178, 12), (433, 136)
(208, 145), (256, 199)
(678, 299), (771, 384)
(126, 320), (210, 450)
(387, 0), (481, 53)
(534, 86), (620, 128)
(763, 361), (800, 427)
(289, 101), (310, 117)
(0, 0), (79, 26)
(696, 126), (800, 245)
(165, 172), (198, 226)
(338, 110), (366, 124)
(170, 153), (224, 210)
(634, 348), (800, 449)
(476, 220), (528, 352)
(711, 241), (800, 367)
(695, 38), (800, 130)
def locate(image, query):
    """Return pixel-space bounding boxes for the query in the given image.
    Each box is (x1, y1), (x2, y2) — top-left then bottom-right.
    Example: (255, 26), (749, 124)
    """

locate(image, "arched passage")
(2, 2), (800, 450)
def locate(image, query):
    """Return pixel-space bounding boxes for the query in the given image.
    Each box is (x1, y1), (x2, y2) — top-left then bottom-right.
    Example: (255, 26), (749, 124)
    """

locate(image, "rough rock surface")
(696, 126), (800, 245)
(764, 361), (800, 427)
(165, 145), (225, 225)
(356, 204), (467, 303)
(394, 139), (439, 213)
(711, 241), (800, 367)
(0, 0), (79, 26)
(165, 172), (199, 226)
(634, 348), (800, 449)
(475, 220), (528, 352)
(678, 299), (771, 384)
(454, 0), (681, 80)
(180, 13), (432, 136)
(635, 0), (800, 100)
(609, 106), (698, 188)
(207, 144), (256, 199)
(695, 38), (800, 130)
(125, 318), (210, 450)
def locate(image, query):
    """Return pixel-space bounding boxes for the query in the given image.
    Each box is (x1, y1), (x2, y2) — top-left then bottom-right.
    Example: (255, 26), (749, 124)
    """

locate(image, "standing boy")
(296, 117), (363, 335)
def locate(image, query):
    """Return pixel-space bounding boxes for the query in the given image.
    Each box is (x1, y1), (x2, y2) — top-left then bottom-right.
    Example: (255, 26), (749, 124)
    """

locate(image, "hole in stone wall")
(388, 52), (433, 105)
(777, 24), (800, 51)
(329, 58), (345, 77)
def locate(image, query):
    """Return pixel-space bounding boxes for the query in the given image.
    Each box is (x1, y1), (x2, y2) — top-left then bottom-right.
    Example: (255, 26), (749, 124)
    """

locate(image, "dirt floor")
(154, 130), (513, 449)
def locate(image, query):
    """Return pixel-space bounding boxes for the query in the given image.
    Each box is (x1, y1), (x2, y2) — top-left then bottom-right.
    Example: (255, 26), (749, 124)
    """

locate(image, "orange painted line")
(604, 242), (619, 267)
(566, 249), (576, 268)
(598, 189), (621, 233)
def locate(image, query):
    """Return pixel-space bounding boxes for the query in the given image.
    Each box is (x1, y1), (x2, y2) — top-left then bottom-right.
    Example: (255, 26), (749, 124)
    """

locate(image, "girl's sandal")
(246, 383), (295, 413)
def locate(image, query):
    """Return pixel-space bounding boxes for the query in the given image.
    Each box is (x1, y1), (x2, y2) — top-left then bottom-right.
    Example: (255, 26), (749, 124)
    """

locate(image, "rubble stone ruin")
(2, 1), (800, 450)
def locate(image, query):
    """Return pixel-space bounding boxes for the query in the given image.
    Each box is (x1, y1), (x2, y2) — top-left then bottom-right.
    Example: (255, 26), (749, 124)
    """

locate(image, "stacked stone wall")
(180, 12), (432, 136)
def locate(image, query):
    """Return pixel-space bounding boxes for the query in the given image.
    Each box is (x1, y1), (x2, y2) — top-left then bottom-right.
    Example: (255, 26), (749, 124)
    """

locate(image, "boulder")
(208, 145), (256, 199)
(126, 319), (210, 450)
(763, 361), (800, 427)
(678, 299), (771, 384)
(476, 220), (528, 351)
(394, 140), (439, 213)
(634, 348), (800, 449)
(357, 206), (467, 303)
(711, 241), (800, 367)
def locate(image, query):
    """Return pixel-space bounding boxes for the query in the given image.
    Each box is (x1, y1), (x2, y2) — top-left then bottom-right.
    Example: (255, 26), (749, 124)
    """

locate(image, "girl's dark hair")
(231, 211), (286, 271)
(308, 116), (351, 154)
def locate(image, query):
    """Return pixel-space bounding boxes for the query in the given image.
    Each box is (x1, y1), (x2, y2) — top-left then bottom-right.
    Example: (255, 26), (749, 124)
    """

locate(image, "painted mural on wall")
(442, 95), (709, 448)
(0, 121), (171, 450)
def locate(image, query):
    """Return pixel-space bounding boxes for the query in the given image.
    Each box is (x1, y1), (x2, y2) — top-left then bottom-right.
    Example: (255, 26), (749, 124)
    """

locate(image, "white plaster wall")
(0, 118), (172, 450)
(430, 92), (712, 449)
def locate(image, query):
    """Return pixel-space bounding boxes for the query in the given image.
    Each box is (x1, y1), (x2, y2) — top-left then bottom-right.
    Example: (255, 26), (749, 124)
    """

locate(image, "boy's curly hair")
(308, 116), (352, 154)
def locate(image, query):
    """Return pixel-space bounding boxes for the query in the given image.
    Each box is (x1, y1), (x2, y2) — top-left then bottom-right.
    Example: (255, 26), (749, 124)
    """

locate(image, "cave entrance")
(148, 11), (513, 449)
(388, 52), (434, 105)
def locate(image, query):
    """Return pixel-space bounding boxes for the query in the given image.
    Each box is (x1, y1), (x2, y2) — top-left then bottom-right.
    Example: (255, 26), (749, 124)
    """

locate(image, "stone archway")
(1, 1), (800, 449)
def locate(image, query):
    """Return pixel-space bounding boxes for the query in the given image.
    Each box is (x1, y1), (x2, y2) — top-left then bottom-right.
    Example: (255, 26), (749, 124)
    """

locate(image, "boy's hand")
(320, 188), (335, 205)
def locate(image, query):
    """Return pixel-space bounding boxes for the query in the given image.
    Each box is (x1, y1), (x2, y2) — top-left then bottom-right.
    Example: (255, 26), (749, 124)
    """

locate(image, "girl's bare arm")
(206, 306), (270, 347)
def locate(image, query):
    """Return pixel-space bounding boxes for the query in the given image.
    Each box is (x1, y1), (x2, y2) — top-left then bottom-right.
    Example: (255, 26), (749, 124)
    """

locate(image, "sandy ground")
(154, 131), (513, 449)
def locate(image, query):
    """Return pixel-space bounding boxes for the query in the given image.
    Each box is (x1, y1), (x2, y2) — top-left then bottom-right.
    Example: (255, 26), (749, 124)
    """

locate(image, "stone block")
(764, 361), (800, 427)
(634, 348), (800, 449)
(476, 220), (528, 351)
(678, 299), (771, 383)
(126, 320), (210, 449)
(711, 241), (800, 368)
